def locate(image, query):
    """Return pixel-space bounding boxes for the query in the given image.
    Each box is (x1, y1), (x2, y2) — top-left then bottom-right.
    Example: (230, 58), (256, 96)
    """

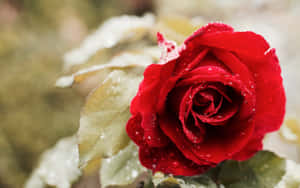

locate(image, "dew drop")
(131, 170), (138, 177)
(205, 154), (211, 158)
(208, 67), (212, 71)
(152, 164), (157, 169)
(228, 81), (233, 85)
(252, 108), (256, 112)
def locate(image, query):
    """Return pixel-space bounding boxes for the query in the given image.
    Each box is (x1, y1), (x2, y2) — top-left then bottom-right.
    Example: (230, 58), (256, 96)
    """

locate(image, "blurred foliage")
(0, 0), (153, 187)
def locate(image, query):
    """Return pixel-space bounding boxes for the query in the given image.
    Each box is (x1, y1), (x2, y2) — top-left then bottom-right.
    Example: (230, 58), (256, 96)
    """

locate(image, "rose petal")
(160, 113), (254, 163)
(139, 145), (212, 176)
(157, 49), (209, 114)
(129, 64), (170, 147)
(184, 25), (285, 133)
(193, 100), (239, 126)
(242, 49), (286, 135)
(141, 113), (170, 147)
(212, 49), (256, 119)
(130, 64), (163, 115)
(231, 132), (263, 161)
(182, 115), (206, 144)
(178, 65), (255, 120)
(126, 115), (145, 146)
(186, 23), (234, 41)
(185, 27), (270, 59)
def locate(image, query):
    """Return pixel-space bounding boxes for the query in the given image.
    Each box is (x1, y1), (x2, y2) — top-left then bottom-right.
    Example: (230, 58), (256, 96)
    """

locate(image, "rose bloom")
(126, 23), (286, 176)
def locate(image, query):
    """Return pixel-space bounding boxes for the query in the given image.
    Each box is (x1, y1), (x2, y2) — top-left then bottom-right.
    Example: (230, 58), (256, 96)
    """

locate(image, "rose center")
(168, 82), (240, 144)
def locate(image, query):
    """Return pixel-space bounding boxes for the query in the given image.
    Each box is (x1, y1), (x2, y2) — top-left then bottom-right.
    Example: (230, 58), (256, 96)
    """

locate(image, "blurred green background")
(1, 0), (300, 187)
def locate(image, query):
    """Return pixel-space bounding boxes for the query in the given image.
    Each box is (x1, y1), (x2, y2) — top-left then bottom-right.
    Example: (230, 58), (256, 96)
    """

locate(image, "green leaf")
(215, 151), (286, 188)
(153, 174), (217, 188)
(77, 69), (143, 171)
(99, 142), (149, 188)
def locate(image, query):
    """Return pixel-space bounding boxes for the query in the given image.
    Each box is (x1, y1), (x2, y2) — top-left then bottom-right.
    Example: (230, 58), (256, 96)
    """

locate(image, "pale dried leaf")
(100, 142), (148, 188)
(25, 136), (81, 188)
(78, 70), (143, 170)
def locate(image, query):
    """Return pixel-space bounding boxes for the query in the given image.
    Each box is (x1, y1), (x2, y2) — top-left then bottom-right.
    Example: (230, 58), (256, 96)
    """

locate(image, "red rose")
(126, 23), (286, 176)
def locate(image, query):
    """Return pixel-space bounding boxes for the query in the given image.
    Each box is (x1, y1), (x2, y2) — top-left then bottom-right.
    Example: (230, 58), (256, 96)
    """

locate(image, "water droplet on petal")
(205, 154), (211, 158)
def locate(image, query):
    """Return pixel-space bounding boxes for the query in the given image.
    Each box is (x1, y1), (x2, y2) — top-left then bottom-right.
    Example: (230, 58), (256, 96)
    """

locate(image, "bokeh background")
(0, 0), (299, 187)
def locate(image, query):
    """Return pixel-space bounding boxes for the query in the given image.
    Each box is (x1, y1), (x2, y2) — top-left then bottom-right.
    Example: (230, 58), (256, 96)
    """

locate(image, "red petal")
(178, 65), (255, 120)
(193, 100), (239, 126)
(139, 145), (212, 176)
(182, 115), (206, 144)
(183, 26), (285, 134)
(242, 49), (286, 135)
(160, 113), (254, 163)
(212, 49), (256, 119)
(231, 132), (263, 161)
(126, 115), (146, 147)
(141, 113), (170, 147)
(185, 29), (270, 59)
(156, 49), (209, 114)
(130, 64), (162, 115)
(126, 114), (169, 148)
(186, 23), (234, 42)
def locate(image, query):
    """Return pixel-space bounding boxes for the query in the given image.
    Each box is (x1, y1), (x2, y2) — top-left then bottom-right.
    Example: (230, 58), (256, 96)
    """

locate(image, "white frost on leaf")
(63, 14), (155, 70)
(56, 52), (154, 88)
(275, 159), (300, 188)
(100, 142), (148, 188)
(78, 70), (143, 169)
(55, 75), (74, 88)
(25, 136), (81, 188)
(74, 53), (153, 74)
